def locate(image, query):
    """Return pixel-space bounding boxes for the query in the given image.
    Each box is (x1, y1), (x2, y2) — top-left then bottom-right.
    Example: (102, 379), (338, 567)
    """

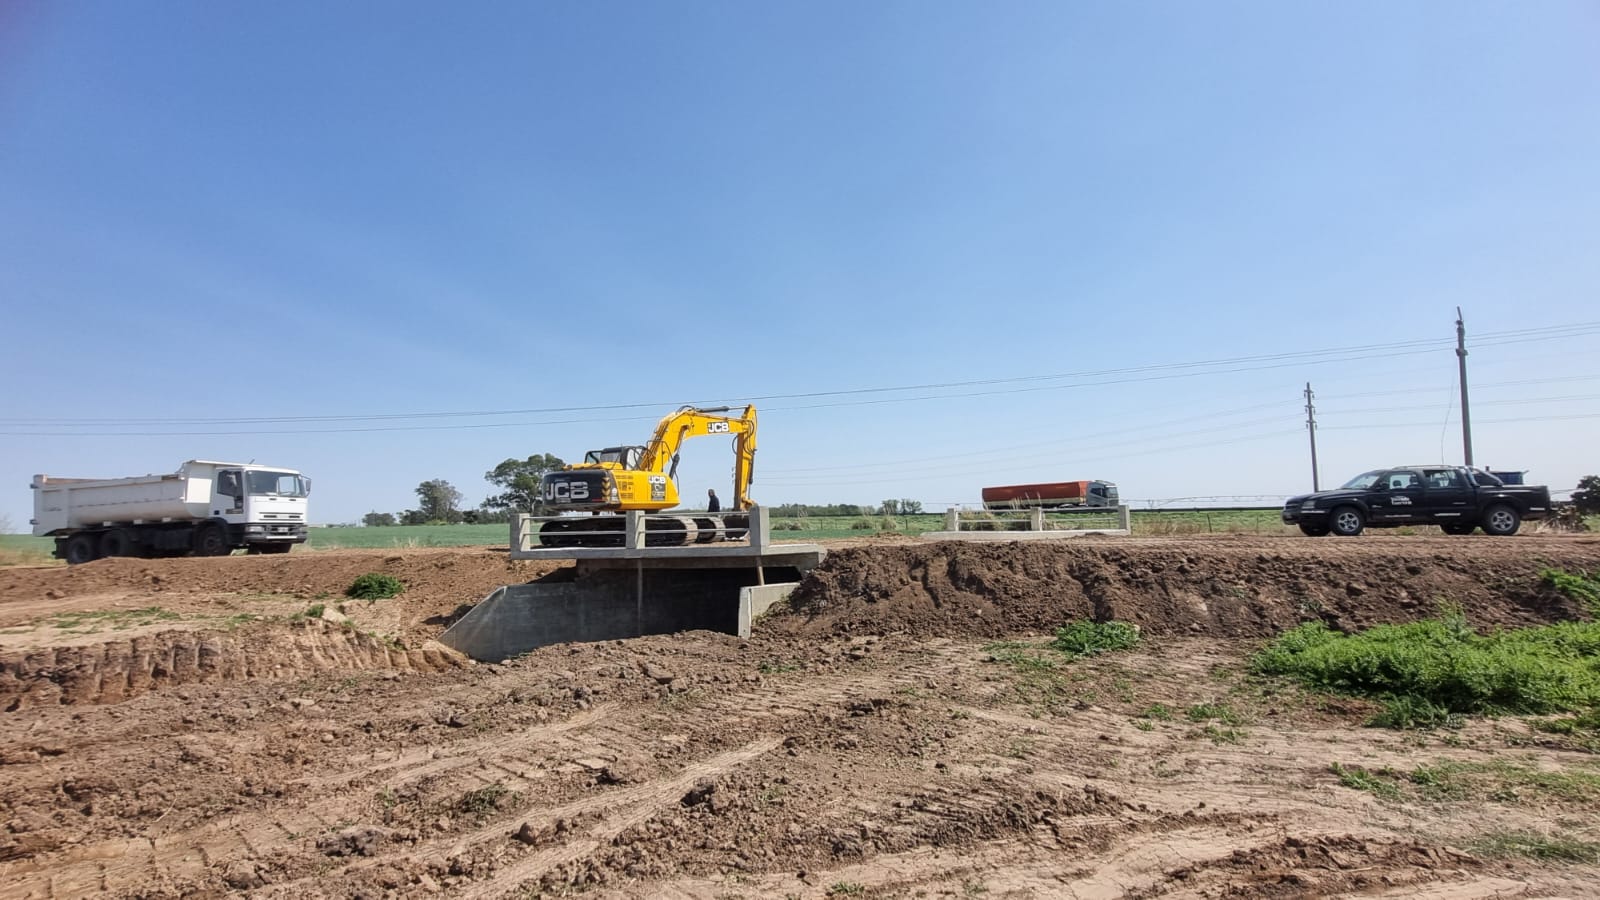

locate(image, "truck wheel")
(193, 523), (231, 557)
(65, 533), (99, 565)
(99, 529), (135, 558)
(1298, 523), (1330, 537)
(1481, 504), (1521, 536)
(1329, 506), (1365, 537)
(1440, 523), (1476, 535)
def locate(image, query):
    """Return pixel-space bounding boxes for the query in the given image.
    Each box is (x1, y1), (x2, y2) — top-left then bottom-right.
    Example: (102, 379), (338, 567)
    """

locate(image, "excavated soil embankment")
(0, 548), (551, 709)
(773, 536), (1600, 638)
(0, 621), (469, 710)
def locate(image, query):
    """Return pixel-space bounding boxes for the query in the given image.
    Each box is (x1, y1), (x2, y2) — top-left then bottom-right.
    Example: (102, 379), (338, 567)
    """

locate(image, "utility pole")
(1456, 308), (1474, 467)
(1304, 382), (1320, 491)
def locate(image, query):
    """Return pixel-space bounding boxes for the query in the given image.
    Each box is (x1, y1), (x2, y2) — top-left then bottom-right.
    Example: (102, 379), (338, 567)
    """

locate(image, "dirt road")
(2, 535), (1598, 898)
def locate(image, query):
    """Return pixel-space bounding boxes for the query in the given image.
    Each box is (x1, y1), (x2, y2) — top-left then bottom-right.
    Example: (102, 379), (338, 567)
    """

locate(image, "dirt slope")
(776, 535), (1600, 638)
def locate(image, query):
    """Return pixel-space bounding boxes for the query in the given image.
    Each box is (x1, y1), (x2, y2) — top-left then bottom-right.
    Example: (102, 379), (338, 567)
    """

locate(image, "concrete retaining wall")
(440, 569), (795, 661)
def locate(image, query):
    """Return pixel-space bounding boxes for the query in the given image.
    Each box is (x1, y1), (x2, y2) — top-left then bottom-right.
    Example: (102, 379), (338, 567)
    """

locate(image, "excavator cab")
(584, 447), (645, 468)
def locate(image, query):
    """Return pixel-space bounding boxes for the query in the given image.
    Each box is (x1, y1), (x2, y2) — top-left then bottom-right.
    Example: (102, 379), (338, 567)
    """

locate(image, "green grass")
(1186, 702), (1244, 725)
(0, 534), (57, 566)
(1052, 620), (1141, 658)
(308, 524), (508, 549)
(1541, 568), (1600, 617)
(1330, 759), (1600, 805)
(1469, 829), (1600, 864)
(1330, 763), (1404, 800)
(47, 606), (183, 633)
(1251, 614), (1600, 727)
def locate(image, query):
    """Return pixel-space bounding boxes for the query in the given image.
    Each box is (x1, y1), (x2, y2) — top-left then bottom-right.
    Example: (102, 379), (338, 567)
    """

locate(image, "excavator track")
(536, 514), (750, 549)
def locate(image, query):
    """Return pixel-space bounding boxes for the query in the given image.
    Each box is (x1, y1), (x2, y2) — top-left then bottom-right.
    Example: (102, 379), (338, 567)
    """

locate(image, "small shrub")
(849, 518), (873, 530)
(1051, 620), (1140, 659)
(346, 573), (404, 600)
(458, 782), (511, 816)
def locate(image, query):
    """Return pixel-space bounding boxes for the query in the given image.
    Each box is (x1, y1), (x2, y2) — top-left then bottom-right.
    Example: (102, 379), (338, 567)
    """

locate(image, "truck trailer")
(31, 460), (311, 564)
(981, 480), (1119, 510)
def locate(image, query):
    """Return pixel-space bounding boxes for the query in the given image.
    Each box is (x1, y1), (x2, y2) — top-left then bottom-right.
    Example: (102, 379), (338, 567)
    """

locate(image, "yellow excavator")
(536, 405), (757, 547)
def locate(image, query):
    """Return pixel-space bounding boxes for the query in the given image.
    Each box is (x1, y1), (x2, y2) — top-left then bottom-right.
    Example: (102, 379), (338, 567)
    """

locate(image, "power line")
(6, 320), (1599, 431)
(5, 321), (1599, 437)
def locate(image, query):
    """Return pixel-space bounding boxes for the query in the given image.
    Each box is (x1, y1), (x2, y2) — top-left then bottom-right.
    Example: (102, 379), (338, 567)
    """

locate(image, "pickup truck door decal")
(1422, 468), (1472, 520)
(1372, 471), (1424, 523)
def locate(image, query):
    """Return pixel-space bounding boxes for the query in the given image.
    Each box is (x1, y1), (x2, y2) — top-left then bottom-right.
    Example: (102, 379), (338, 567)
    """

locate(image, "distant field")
(306, 524), (508, 549)
(0, 534), (55, 566)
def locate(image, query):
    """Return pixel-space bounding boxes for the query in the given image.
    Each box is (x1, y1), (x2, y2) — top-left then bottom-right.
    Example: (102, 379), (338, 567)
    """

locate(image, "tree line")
(360, 454), (565, 527)
(356, 453), (932, 528)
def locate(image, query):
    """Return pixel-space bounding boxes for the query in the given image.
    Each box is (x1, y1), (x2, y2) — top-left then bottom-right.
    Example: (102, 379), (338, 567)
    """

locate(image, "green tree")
(1573, 475), (1600, 516)
(484, 454), (566, 512)
(415, 479), (464, 524)
(362, 511), (397, 527)
(898, 499), (924, 515)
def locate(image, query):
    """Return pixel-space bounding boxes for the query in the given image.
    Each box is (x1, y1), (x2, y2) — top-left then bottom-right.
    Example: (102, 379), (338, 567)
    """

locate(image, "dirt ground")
(3, 534), (1599, 898)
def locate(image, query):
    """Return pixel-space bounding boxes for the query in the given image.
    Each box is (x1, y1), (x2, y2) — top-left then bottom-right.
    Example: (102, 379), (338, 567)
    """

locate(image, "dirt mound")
(0, 547), (563, 643)
(0, 620), (468, 710)
(775, 538), (1600, 638)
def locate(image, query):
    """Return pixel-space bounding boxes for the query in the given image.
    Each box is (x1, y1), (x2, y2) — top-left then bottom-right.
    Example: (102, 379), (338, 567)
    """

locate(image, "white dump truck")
(31, 460), (311, 564)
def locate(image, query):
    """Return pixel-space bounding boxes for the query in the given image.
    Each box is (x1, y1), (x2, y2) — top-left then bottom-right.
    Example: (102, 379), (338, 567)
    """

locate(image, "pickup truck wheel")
(1329, 506), (1365, 537)
(64, 533), (99, 565)
(1298, 523), (1330, 537)
(1482, 504), (1521, 536)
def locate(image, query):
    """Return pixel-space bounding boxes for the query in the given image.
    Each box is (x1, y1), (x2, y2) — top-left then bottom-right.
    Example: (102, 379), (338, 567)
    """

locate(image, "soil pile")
(775, 537), (1600, 638)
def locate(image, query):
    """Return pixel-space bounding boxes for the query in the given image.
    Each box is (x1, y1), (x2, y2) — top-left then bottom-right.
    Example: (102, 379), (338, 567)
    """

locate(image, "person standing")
(706, 488), (721, 512)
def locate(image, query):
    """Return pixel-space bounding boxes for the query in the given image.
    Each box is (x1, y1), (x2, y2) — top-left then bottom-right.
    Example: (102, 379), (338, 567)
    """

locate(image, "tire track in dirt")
(450, 737), (784, 899)
(2, 701), (624, 898)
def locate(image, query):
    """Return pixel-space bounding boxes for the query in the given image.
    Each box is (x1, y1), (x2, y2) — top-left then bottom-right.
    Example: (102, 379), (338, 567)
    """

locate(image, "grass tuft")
(1469, 829), (1600, 864)
(1051, 620), (1140, 659)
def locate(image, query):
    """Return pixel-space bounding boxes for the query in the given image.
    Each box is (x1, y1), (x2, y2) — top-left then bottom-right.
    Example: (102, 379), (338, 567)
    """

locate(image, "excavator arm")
(638, 405), (758, 510)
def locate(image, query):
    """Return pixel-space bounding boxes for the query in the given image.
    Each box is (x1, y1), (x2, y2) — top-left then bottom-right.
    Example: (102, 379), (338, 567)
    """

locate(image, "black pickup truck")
(1282, 466), (1551, 537)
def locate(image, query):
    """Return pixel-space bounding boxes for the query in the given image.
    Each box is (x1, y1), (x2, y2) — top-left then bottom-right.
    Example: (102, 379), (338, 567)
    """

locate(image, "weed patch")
(346, 573), (404, 601)
(458, 783), (513, 817)
(1330, 763), (1403, 800)
(1051, 620), (1140, 659)
(1252, 615), (1600, 728)
(1541, 568), (1600, 616)
(1469, 829), (1600, 864)
(48, 607), (181, 633)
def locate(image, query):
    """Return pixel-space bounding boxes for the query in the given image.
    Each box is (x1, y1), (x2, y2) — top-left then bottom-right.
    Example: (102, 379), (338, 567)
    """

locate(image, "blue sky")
(3, 2), (1598, 528)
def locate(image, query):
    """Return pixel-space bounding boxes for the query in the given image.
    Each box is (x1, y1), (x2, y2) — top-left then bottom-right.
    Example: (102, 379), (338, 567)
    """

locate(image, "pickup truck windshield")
(246, 471), (309, 497)
(1340, 471), (1383, 490)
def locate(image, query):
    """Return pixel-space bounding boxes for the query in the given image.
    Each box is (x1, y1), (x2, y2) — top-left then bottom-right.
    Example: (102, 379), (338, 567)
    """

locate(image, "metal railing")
(942, 505), (1132, 533)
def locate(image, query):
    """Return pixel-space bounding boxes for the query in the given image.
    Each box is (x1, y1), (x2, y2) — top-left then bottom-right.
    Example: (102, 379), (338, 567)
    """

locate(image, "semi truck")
(31, 460), (311, 564)
(981, 480), (1119, 510)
